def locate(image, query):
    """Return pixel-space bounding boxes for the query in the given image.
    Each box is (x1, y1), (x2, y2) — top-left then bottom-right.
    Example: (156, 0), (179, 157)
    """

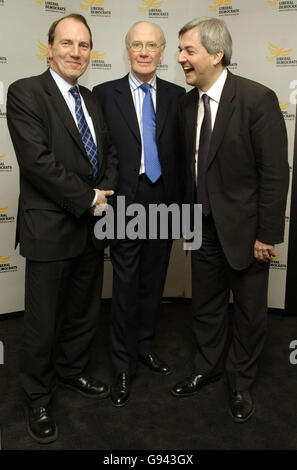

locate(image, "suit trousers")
(191, 213), (269, 391)
(110, 175), (172, 376)
(21, 234), (104, 407)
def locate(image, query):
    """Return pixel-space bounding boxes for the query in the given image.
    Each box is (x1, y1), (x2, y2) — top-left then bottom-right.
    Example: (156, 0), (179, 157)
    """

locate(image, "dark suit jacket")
(92, 74), (185, 207)
(7, 69), (118, 261)
(180, 71), (289, 270)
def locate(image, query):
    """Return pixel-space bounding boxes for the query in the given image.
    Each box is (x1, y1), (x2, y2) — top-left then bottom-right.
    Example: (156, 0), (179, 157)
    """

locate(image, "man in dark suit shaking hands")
(171, 18), (289, 422)
(7, 14), (118, 443)
(93, 22), (185, 407)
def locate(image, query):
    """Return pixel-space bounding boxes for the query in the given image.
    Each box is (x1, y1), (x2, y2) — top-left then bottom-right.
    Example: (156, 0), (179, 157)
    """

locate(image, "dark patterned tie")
(197, 94), (212, 215)
(140, 83), (162, 183)
(69, 86), (98, 179)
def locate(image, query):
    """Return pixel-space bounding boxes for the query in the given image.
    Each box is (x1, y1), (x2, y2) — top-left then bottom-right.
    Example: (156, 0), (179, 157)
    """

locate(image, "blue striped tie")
(69, 86), (98, 179)
(140, 83), (162, 183)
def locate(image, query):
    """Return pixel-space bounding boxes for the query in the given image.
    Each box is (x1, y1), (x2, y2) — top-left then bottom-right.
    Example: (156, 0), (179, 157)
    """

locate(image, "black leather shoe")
(111, 373), (130, 407)
(25, 405), (58, 444)
(140, 353), (171, 375)
(171, 373), (221, 397)
(59, 375), (110, 399)
(229, 390), (254, 423)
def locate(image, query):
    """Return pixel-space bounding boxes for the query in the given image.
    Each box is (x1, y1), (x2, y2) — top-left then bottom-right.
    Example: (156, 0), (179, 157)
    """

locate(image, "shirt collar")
(50, 68), (79, 97)
(129, 72), (157, 91)
(199, 68), (227, 103)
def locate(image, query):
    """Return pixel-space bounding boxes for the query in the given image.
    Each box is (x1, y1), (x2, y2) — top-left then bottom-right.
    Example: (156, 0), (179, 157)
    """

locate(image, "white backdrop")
(0, 0), (295, 313)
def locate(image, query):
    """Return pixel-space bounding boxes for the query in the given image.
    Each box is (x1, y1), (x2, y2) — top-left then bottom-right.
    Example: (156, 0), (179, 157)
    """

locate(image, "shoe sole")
(59, 382), (110, 399)
(25, 408), (58, 444)
(229, 405), (255, 423)
(171, 375), (222, 398)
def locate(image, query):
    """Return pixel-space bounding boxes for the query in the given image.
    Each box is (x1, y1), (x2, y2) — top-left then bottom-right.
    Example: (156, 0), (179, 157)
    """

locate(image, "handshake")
(90, 188), (114, 216)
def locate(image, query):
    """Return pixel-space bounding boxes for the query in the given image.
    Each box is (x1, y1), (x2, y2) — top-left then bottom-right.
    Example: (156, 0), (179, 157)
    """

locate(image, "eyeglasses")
(129, 41), (164, 52)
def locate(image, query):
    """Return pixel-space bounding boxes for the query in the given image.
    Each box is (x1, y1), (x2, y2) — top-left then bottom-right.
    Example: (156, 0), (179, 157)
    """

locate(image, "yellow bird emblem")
(0, 256), (10, 264)
(35, 0), (57, 4)
(209, 0), (232, 12)
(80, 0), (104, 10)
(0, 207), (8, 214)
(0, 154), (5, 161)
(36, 41), (49, 61)
(91, 51), (106, 60)
(279, 102), (289, 111)
(139, 0), (163, 13)
(266, 43), (292, 62)
(268, 0), (280, 6)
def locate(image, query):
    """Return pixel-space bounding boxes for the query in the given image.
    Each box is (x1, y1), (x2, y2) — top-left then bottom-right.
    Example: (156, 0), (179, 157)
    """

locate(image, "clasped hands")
(254, 239), (275, 263)
(90, 188), (114, 216)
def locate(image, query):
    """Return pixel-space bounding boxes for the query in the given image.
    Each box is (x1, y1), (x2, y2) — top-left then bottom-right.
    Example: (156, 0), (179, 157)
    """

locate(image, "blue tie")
(69, 86), (98, 179)
(140, 83), (162, 183)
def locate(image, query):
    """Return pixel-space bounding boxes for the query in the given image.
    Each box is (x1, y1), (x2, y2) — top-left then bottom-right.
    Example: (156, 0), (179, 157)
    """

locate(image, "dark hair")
(48, 13), (93, 50)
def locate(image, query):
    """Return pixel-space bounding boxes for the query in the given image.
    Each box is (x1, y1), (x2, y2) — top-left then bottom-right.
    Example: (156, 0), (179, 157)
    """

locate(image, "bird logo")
(91, 51), (106, 60)
(279, 102), (289, 111)
(267, 0), (280, 6)
(0, 207), (8, 214)
(266, 43), (292, 62)
(35, 0), (57, 5)
(0, 256), (10, 264)
(138, 0), (163, 13)
(36, 41), (48, 61)
(80, 0), (104, 10)
(209, 0), (232, 12)
(0, 155), (5, 161)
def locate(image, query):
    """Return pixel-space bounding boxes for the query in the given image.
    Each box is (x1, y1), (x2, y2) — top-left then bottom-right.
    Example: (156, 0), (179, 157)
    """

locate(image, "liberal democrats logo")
(0, 154), (12, 172)
(270, 252), (287, 270)
(0, 206), (15, 224)
(36, 41), (49, 66)
(266, 43), (297, 66)
(91, 50), (112, 70)
(0, 256), (17, 274)
(268, 0), (297, 11)
(209, 0), (239, 15)
(36, 0), (66, 13)
(138, 0), (168, 18)
(0, 255), (18, 274)
(81, 0), (111, 17)
(279, 101), (295, 121)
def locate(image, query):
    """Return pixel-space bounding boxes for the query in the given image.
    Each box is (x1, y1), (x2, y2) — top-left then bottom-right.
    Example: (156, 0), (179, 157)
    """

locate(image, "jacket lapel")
(156, 77), (171, 140)
(42, 69), (88, 161)
(113, 75), (141, 144)
(207, 71), (236, 168)
(184, 88), (199, 171)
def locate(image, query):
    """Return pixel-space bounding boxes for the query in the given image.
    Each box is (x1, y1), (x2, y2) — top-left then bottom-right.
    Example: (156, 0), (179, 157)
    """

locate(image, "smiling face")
(127, 22), (165, 83)
(48, 17), (91, 85)
(178, 27), (223, 91)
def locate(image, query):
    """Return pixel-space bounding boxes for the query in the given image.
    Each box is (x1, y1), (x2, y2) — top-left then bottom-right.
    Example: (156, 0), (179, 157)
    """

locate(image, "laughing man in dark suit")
(7, 14), (118, 443)
(93, 22), (185, 407)
(171, 18), (289, 422)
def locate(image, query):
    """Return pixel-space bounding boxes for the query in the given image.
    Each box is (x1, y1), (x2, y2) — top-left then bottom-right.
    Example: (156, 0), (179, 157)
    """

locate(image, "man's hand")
(90, 189), (114, 216)
(254, 239), (275, 263)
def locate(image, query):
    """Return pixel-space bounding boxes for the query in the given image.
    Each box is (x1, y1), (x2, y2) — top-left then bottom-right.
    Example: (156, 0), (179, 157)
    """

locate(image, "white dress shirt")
(129, 72), (157, 175)
(195, 68), (228, 179)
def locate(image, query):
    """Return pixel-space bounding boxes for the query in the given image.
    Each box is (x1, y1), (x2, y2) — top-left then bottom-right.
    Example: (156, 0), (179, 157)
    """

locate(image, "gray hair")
(125, 21), (166, 48)
(179, 17), (232, 66)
